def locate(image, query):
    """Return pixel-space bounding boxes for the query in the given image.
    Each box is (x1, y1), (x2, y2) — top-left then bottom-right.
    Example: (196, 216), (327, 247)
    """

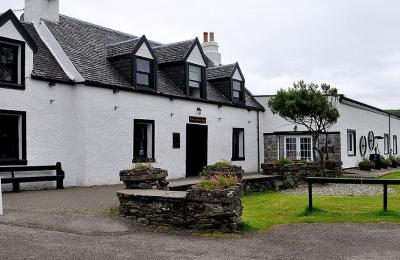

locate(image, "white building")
(0, 0), (398, 188)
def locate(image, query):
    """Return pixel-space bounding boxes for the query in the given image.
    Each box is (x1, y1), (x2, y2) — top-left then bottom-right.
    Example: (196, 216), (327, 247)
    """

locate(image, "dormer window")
(188, 64), (203, 98)
(232, 80), (244, 103)
(135, 57), (154, 89)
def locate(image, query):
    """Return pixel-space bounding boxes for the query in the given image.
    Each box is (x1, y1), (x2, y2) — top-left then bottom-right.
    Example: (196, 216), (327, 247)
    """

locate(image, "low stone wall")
(118, 185), (242, 231)
(120, 168), (168, 190)
(241, 175), (277, 194)
(201, 166), (244, 181)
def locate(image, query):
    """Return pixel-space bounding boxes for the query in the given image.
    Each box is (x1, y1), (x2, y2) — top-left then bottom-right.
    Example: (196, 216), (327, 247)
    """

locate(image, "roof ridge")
(51, 14), (138, 38)
(207, 63), (236, 69)
(154, 39), (195, 49)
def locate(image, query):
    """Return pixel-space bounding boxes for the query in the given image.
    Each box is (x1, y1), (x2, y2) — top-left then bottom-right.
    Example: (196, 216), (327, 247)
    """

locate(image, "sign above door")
(189, 116), (206, 124)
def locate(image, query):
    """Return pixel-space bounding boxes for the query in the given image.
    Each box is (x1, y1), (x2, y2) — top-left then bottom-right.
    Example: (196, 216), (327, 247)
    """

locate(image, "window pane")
(136, 58), (150, 73)
(189, 65), (201, 82)
(285, 137), (297, 160)
(0, 45), (17, 83)
(134, 121), (154, 160)
(0, 115), (19, 160)
(189, 80), (200, 88)
(300, 137), (312, 161)
(189, 87), (201, 98)
(232, 129), (244, 159)
(233, 81), (241, 91)
(136, 73), (149, 86)
(233, 90), (240, 98)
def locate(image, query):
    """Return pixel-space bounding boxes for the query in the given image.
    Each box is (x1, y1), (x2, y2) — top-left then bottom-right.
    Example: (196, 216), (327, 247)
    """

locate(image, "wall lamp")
(197, 107), (202, 115)
(294, 125), (298, 132)
(113, 89), (119, 94)
(48, 82), (56, 87)
(114, 105), (119, 110)
(49, 99), (55, 104)
(170, 113), (174, 117)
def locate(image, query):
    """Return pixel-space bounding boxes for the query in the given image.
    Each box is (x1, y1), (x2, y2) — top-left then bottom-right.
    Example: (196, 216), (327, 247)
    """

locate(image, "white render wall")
(0, 79), (261, 186)
(255, 96), (400, 169)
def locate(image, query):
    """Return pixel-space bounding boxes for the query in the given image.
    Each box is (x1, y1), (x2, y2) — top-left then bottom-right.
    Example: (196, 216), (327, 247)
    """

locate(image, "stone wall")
(118, 185), (242, 232)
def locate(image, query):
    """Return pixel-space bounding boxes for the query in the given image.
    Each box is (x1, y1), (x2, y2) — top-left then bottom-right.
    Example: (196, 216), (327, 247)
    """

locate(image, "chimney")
(203, 32), (209, 43)
(23, 0), (59, 24)
(201, 32), (222, 66)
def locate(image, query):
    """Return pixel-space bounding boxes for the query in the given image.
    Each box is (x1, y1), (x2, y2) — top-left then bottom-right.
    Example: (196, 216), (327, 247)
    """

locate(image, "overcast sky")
(2, 0), (400, 109)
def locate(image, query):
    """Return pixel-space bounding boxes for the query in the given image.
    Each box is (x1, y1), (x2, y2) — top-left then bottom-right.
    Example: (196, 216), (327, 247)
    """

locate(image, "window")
(0, 39), (24, 89)
(232, 128), (244, 160)
(135, 57), (154, 89)
(347, 130), (356, 156)
(394, 135), (398, 154)
(232, 80), (243, 102)
(133, 119), (154, 162)
(283, 136), (313, 161)
(384, 134), (390, 154)
(172, 133), (180, 149)
(188, 64), (202, 98)
(0, 110), (26, 165)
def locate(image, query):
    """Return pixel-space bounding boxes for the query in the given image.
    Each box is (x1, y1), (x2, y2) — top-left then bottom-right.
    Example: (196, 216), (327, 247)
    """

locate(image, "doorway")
(186, 124), (208, 177)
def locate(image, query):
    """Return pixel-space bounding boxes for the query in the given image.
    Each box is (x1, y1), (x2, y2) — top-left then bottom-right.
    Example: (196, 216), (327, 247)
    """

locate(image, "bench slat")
(1, 176), (63, 184)
(0, 165), (58, 172)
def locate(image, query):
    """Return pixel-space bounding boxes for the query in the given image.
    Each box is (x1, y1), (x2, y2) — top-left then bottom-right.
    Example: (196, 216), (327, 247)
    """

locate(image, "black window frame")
(186, 62), (206, 99)
(232, 128), (245, 161)
(172, 133), (180, 149)
(384, 133), (390, 155)
(347, 129), (356, 156)
(393, 135), (398, 154)
(0, 37), (25, 90)
(232, 79), (244, 103)
(133, 56), (155, 91)
(133, 119), (155, 163)
(0, 109), (27, 165)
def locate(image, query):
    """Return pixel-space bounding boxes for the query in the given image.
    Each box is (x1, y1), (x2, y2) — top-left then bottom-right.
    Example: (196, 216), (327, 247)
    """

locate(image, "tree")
(268, 80), (340, 168)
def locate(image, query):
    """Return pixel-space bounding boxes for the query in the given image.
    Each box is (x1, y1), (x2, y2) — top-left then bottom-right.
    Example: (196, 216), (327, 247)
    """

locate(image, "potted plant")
(201, 160), (244, 181)
(119, 163), (168, 190)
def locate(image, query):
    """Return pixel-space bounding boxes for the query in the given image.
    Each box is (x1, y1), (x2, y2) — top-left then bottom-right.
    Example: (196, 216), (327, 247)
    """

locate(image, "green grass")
(241, 172), (400, 230)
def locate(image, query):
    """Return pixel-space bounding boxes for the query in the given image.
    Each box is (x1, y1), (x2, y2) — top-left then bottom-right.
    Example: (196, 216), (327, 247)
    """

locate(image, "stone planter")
(201, 165), (244, 181)
(120, 168), (168, 190)
(186, 185), (242, 231)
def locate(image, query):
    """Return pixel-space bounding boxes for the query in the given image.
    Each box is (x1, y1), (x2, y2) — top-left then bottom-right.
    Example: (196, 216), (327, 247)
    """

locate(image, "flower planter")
(201, 165), (244, 181)
(120, 168), (168, 190)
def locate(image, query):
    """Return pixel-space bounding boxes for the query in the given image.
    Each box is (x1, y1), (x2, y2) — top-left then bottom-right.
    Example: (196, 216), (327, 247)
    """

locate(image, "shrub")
(132, 163), (153, 171)
(273, 158), (293, 166)
(197, 175), (238, 190)
(381, 159), (389, 169)
(389, 156), (400, 167)
(358, 158), (375, 171)
(210, 160), (233, 170)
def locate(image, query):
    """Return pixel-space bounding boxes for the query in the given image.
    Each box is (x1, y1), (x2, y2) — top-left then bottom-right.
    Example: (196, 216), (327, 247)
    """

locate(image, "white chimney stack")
(23, 0), (59, 24)
(201, 32), (222, 66)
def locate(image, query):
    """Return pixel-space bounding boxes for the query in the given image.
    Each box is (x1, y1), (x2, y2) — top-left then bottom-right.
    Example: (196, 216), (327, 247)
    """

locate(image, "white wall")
(255, 96), (399, 169)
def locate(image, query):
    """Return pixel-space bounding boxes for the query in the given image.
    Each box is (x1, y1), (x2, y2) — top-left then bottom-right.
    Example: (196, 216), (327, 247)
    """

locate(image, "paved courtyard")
(2, 185), (400, 259)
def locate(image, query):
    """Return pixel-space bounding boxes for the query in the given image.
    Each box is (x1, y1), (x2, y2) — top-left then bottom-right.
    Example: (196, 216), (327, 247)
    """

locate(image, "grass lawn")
(241, 172), (400, 230)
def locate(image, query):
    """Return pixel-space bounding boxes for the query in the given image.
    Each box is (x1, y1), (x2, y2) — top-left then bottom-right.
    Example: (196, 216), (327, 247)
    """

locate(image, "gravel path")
(283, 183), (397, 196)
(343, 167), (400, 178)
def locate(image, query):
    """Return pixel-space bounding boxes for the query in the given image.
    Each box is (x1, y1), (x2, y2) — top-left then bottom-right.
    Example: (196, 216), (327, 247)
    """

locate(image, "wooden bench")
(307, 177), (400, 212)
(0, 162), (65, 192)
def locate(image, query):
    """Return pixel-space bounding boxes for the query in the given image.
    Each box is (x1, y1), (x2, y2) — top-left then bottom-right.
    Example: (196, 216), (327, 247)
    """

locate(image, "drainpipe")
(389, 114), (391, 154)
(257, 111), (261, 172)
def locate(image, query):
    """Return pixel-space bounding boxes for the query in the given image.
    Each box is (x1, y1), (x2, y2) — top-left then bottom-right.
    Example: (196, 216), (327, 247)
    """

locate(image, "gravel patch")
(343, 167), (400, 178)
(283, 183), (397, 196)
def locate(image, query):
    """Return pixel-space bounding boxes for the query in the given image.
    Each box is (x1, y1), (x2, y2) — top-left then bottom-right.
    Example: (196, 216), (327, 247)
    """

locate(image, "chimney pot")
(209, 32), (215, 42)
(203, 32), (209, 43)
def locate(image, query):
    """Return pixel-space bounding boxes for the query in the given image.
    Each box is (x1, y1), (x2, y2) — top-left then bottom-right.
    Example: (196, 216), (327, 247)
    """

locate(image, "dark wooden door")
(186, 124), (208, 177)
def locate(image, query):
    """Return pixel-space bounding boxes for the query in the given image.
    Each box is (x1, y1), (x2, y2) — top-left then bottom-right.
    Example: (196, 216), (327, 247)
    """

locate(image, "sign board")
(189, 116), (206, 124)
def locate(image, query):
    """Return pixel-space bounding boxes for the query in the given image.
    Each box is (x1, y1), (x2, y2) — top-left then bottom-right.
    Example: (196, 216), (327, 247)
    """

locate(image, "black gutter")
(257, 111), (261, 172)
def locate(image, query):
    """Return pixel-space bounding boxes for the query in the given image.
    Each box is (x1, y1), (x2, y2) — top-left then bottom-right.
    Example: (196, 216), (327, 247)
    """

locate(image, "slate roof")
(106, 38), (141, 59)
(22, 22), (71, 82)
(18, 14), (263, 110)
(206, 64), (236, 80)
(154, 40), (195, 64)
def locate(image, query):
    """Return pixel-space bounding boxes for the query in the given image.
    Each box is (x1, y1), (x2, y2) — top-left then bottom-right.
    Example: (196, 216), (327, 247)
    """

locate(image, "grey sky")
(2, 0), (400, 109)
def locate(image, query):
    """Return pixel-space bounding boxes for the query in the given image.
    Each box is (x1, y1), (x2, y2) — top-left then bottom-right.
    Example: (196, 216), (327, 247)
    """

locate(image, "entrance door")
(186, 124), (208, 177)
(284, 136), (313, 161)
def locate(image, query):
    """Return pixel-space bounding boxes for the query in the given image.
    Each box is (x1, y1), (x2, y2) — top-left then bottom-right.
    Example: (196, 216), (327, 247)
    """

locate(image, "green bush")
(273, 158), (293, 166)
(210, 160), (233, 170)
(197, 175), (238, 190)
(132, 163), (153, 171)
(381, 159), (389, 169)
(389, 156), (400, 167)
(358, 158), (375, 171)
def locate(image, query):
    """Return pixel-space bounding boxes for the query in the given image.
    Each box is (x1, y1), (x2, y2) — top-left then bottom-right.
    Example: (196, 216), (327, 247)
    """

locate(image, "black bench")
(0, 162), (65, 192)
(307, 177), (400, 212)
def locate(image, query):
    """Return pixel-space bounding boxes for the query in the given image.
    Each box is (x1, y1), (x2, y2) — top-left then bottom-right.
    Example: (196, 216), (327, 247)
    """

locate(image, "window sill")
(347, 154), (356, 157)
(0, 82), (25, 90)
(231, 157), (245, 161)
(132, 158), (155, 163)
(0, 159), (28, 166)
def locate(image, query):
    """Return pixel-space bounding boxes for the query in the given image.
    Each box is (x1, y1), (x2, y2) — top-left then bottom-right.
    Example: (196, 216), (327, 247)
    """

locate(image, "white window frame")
(393, 135), (398, 154)
(283, 136), (313, 161)
(384, 133), (390, 155)
(347, 130), (356, 156)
